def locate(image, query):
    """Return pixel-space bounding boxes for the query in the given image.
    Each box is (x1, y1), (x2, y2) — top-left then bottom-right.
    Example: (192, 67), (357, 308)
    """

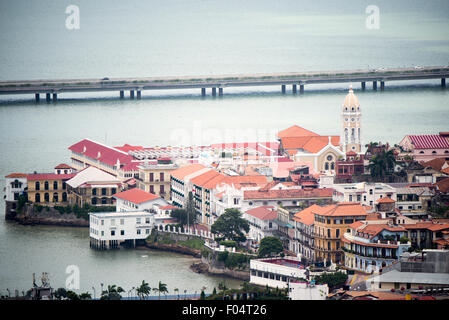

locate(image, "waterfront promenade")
(0, 66), (448, 102)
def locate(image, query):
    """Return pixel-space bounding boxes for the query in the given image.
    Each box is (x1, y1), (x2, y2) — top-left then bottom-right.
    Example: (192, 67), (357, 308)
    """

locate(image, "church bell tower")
(341, 85), (362, 153)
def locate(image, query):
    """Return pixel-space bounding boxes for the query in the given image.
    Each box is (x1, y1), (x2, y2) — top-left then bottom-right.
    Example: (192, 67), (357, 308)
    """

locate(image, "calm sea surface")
(0, 0), (449, 295)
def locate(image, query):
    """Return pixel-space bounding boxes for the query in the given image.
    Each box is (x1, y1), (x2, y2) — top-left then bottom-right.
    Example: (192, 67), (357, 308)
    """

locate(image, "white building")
(243, 206), (278, 243)
(4, 173), (27, 202)
(332, 182), (396, 207)
(288, 281), (329, 300)
(170, 163), (209, 208)
(250, 256), (307, 289)
(113, 188), (169, 212)
(89, 211), (155, 249)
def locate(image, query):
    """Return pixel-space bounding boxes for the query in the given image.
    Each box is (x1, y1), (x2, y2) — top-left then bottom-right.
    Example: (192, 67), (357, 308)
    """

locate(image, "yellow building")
(137, 159), (178, 201)
(313, 202), (368, 264)
(27, 173), (76, 205)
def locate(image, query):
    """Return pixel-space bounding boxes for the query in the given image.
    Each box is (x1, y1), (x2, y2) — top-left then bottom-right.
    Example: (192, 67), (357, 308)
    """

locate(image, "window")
(111, 230), (115, 236)
(369, 189), (373, 195)
(327, 155), (333, 161)
(53, 193), (58, 202)
(349, 195), (353, 201)
(111, 219), (115, 226)
(137, 229), (141, 235)
(136, 218), (141, 224)
(101, 231), (104, 236)
(160, 172), (164, 182)
(120, 219), (124, 225)
(35, 193), (40, 203)
(150, 185), (154, 194)
(92, 188), (97, 196)
(336, 229), (340, 238)
(160, 185), (165, 194)
(101, 220), (104, 226)
(145, 218), (150, 224)
(263, 201), (268, 205)
(44, 181), (49, 190)
(62, 182), (66, 190)
(146, 229), (150, 234)
(53, 181), (58, 190)
(149, 173), (154, 182)
(327, 229), (331, 238)
(111, 188), (116, 195)
(234, 198), (239, 205)
(120, 230), (125, 236)
(44, 193), (50, 202)
(102, 188), (107, 196)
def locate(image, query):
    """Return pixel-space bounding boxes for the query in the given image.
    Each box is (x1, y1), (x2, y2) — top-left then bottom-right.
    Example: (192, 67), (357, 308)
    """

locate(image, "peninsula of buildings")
(5, 86), (449, 300)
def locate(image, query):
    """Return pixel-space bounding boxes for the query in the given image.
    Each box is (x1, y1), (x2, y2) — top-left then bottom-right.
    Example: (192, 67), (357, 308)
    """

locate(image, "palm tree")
(136, 280), (151, 300)
(365, 142), (379, 154)
(368, 149), (396, 178)
(157, 281), (168, 299)
(101, 284), (125, 300)
(174, 288), (179, 300)
(152, 287), (159, 298)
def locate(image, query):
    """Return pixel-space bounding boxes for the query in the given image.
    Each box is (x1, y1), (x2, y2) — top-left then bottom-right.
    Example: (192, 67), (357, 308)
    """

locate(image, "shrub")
(220, 240), (236, 248)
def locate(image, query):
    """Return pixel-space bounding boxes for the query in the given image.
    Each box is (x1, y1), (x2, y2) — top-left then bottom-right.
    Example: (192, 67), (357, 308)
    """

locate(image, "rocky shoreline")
(190, 261), (250, 281)
(144, 242), (202, 258)
(5, 204), (89, 227)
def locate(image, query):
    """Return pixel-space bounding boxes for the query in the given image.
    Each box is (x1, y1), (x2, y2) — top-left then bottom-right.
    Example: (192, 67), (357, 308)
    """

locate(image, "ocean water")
(0, 0), (448, 295)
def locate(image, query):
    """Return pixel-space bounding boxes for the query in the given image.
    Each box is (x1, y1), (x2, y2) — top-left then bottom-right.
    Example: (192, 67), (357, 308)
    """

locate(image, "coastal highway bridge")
(0, 66), (447, 102)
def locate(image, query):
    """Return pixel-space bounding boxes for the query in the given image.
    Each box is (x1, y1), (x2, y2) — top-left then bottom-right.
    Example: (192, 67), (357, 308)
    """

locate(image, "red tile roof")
(170, 164), (207, 181)
(5, 173), (28, 178)
(27, 173), (76, 181)
(114, 144), (144, 153)
(277, 125), (319, 139)
(54, 163), (73, 169)
(160, 205), (177, 210)
(293, 204), (322, 225)
(113, 188), (160, 204)
(408, 134), (449, 149)
(244, 188), (333, 200)
(281, 136), (340, 153)
(191, 170), (225, 189)
(245, 206), (277, 220)
(69, 139), (133, 167)
(376, 197), (396, 203)
(312, 202), (369, 217)
(436, 177), (449, 193)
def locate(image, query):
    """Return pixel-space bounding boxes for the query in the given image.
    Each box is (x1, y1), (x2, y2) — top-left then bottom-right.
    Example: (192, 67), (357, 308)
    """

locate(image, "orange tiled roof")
(312, 202), (369, 217)
(191, 170), (224, 189)
(170, 164), (206, 180)
(54, 163), (73, 169)
(421, 157), (449, 171)
(436, 177), (449, 193)
(113, 188), (160, 204)
(245, 206), (277, 220)
(293, 204), (322, 225)
(224, 175), (268, 185)
(277, 125), (319, 139)
(376, 197), (396, 203)
(5, 173), (28, 178)
(281, 136), (340, 154)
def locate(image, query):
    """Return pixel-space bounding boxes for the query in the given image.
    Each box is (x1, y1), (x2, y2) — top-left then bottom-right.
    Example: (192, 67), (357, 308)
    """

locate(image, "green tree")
(156, 281), (168, 300)
(53, 287), (67, 300)
(211, 208), (249, 243)
(368, 149), (396, 178)
(136, 280), (151, 300)
(100, 284), (125, 300)
(258, 236), (284, 257)
(79, 292), (92, 300)
(66, 290), (80, 300)
(313, 272), (348, 289)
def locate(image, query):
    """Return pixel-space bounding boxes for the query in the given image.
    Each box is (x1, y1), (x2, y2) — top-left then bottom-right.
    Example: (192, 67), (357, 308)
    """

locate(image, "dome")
(342, 84), (360, 110)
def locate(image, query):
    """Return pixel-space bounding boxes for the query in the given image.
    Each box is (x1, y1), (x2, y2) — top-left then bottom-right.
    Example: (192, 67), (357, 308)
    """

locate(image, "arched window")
(44, 181), (49, 190)
(35, 193), (41, 203)
(358, 128), (361, 141)
(53, 193), (58, 202)
(419, 151), (424, 154)
(62, 192), (67, 202)
(325, 162), (329, 170)
(44, 193), (50, 202)
(101, 197), (108, 205)
(331, 162), (335, 170)
(91, 197), (97, 205)
(445, 150), (449, 154)
(53, 181), (58, 190)
(351, 128), (355, 143)
(35, 181), (40, 191)
(344, 128), (348, 144)
(432, 151), (437, 154)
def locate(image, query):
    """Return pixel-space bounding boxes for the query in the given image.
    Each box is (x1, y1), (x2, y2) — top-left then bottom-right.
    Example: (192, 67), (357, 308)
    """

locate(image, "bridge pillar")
(137, 90), (141, 99)
(201, 88), (206, 96)
(373, 81), (377, 90)
(52, 93), (57, 102)
(218, 88), (223, 96)
(120, 90), (124, 99)
(35, 93), (40, 103)
(300, 84), (304, 94)
(380, 81), (385, 90)
(361, 82), (366, 90)
(46, 93), (51, 102)
(292, 84), (297, 94)
(442, 78), (446, 88)
(212, 87), (217, 96)
(130, 90), (134, 99)
(281, 85), (286, 94)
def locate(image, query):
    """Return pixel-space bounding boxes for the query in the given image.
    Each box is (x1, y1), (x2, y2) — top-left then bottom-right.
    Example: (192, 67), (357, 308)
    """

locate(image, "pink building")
(399, 132), (449, 162)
